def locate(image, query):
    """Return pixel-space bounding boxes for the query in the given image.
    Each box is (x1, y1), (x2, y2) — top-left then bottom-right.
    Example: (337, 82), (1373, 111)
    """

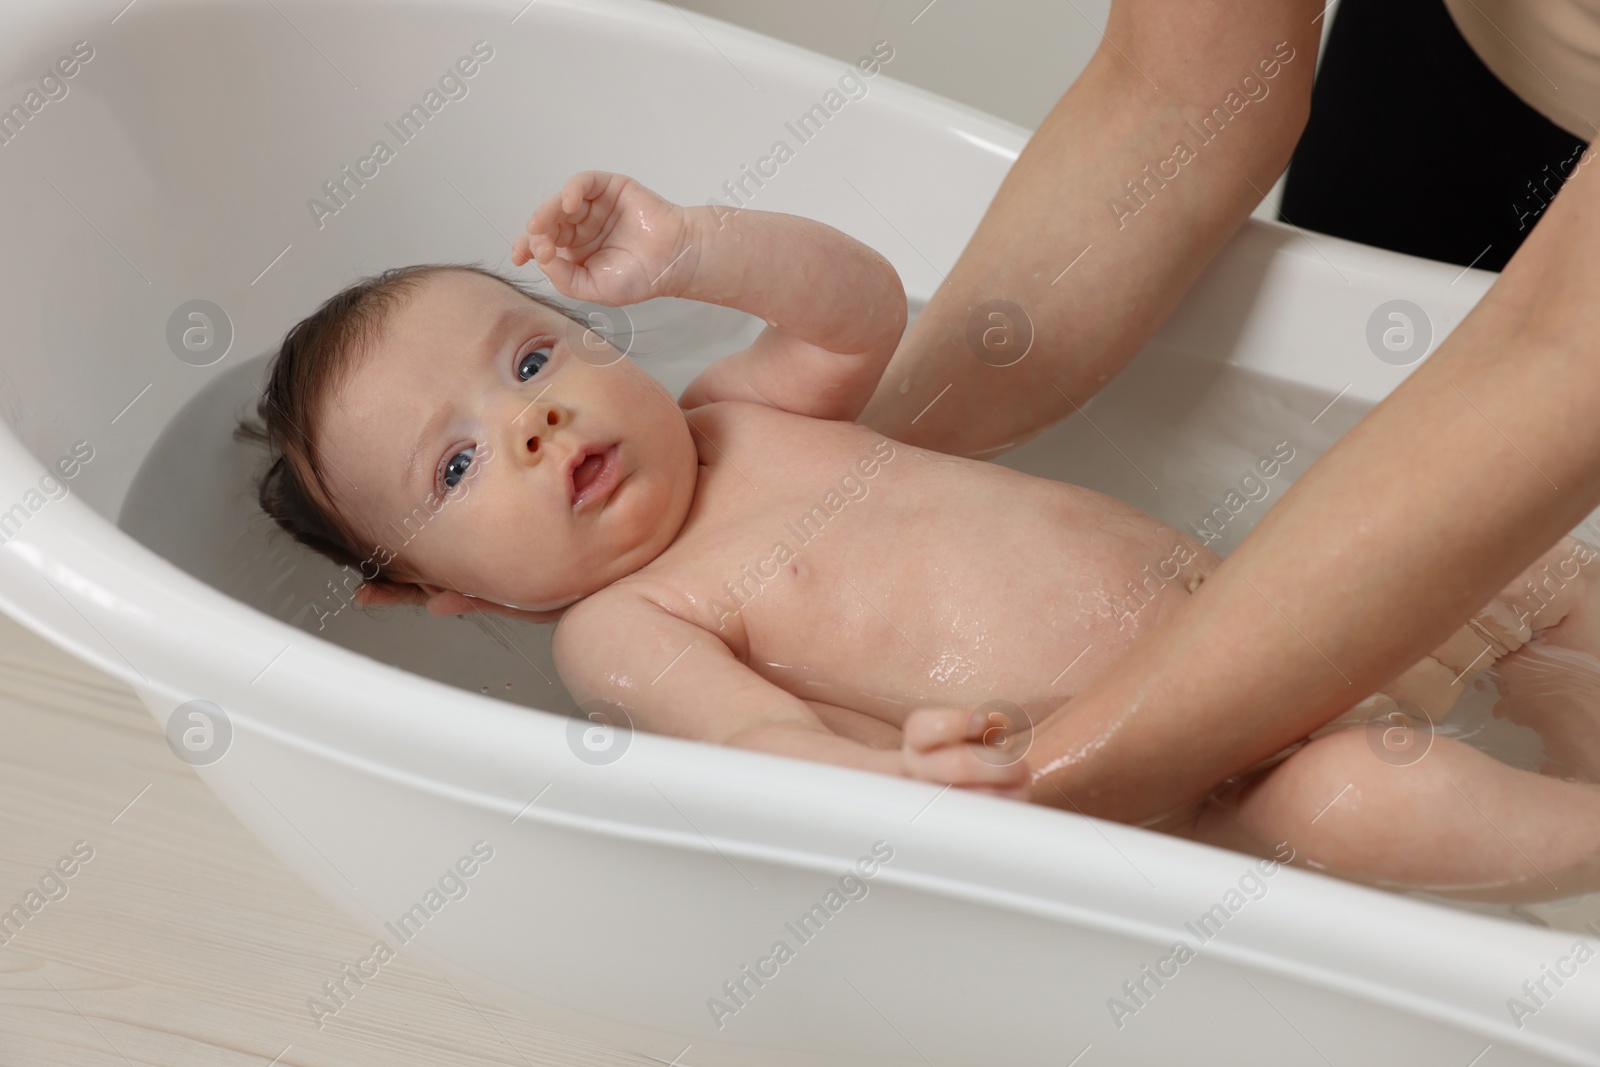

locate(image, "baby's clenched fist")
(511, 170), (697, 307)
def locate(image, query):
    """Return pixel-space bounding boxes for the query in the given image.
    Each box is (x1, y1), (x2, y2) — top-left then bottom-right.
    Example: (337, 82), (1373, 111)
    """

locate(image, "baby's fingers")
(526, 171), (612, 239)
(558, 170), (611, 214)
(904, 707), (984, 752)
(525, 193), (573, 245)
(510, 233), (534, 266)
(530, 244), (580, 294)
(901, 705), (1033, 799)
(510, 233), (561, 275)
(904, 705), (1033, 758)
(901, 738), (1030, 797)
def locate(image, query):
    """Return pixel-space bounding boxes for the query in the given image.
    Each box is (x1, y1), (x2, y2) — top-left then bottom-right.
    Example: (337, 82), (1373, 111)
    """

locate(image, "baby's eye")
(516, 345), (552, 382)
(441, 446), (476, 490)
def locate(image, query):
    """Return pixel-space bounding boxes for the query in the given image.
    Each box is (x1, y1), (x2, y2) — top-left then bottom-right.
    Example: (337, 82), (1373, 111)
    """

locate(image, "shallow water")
(120, 296), (1600, 932)
(990, 338), (1600, 931)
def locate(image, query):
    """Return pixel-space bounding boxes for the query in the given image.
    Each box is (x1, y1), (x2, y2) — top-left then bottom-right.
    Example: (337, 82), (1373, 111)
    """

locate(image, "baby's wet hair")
(235, 263), (586, 608)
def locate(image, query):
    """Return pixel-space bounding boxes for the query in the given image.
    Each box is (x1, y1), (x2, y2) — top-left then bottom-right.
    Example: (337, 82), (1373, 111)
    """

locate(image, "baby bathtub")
(1, 0), (1597, 1063)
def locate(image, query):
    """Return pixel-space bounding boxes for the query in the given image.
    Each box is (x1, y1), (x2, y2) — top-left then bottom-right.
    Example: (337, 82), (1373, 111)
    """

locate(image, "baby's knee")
(1226, 729), (1450, 863)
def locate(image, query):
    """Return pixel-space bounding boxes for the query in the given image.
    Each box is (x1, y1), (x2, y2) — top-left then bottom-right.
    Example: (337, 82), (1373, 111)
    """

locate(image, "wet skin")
(323, 172), (1600, 904)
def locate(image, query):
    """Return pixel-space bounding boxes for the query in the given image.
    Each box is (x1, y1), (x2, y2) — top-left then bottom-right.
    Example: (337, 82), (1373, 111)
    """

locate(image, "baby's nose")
(520, 403), (569, 458)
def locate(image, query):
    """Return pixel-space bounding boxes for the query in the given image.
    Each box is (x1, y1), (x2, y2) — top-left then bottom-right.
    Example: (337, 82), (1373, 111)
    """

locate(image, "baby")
(249, 170), (1600, 904)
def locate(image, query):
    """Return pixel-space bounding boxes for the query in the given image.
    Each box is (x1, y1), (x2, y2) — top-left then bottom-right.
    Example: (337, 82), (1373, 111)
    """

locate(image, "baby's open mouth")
(569, 444), (621, 509)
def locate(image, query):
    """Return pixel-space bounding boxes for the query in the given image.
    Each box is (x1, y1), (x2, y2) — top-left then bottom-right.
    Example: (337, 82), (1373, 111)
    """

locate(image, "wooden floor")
(0, 610), (645, 1067)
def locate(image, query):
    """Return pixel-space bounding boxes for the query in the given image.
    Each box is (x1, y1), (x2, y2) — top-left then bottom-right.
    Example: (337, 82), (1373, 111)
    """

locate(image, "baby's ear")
(421, 588), (481, 617)
(352, 581), (425, 609)
(358, 579), (571, 624)
(434, 588), (573, 624)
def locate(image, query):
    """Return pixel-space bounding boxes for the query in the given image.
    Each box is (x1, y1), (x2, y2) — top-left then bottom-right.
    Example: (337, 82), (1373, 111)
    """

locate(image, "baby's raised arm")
(552, 589), (1027, 797)
(511, 171), (907, 422)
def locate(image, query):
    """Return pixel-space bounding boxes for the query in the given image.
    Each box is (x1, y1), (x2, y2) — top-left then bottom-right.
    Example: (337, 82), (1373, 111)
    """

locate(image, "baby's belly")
(802, 699), (904, 751)
(738, 475), (1219, 731)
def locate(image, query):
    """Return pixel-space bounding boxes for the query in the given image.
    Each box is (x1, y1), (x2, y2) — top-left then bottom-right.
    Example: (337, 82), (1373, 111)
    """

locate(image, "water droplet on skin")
(605, 670), (640, 691)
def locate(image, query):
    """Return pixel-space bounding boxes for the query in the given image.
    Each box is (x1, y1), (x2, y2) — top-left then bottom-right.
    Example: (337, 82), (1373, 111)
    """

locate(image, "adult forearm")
(1027, 144), (1600, 823)
(861, 0), (1320, 457)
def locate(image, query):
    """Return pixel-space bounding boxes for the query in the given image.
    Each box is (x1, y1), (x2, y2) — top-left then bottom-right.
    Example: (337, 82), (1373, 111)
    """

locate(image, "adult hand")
(858, 0), (1600, 827)
(1026, 143), (1600, 824)
(861, 0), (1322, 458)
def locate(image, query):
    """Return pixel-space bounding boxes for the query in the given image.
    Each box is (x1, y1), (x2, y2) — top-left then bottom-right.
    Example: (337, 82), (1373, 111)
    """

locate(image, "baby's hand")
(511, 171), (696, 306)
(901, 706), (1033, 801)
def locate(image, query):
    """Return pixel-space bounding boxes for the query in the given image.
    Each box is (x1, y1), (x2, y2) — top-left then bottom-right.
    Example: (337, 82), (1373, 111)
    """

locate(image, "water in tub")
(119, 294), (1600, 933)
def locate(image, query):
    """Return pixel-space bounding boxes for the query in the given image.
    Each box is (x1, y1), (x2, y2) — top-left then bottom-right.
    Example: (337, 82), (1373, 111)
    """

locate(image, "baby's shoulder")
(556, 580), (665, 630)
(553, 582), (672, 661)
(684, 397), (806, 429)
(553, 578), (701, 642)
(556, 572), (748, 665)
(684, 398), (883, 448)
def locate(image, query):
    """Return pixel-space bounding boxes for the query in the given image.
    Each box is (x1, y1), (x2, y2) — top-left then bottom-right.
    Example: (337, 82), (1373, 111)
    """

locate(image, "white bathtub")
(2, 0), (1597, 1063)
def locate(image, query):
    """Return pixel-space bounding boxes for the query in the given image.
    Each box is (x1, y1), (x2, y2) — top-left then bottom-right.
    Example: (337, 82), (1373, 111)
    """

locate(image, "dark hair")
(235, 263), (585, 606)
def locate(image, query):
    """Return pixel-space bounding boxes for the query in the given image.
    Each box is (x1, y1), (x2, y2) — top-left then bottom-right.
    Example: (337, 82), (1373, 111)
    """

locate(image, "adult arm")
(1027, 140), (1600, 824)
(860, 0), (1323, 456)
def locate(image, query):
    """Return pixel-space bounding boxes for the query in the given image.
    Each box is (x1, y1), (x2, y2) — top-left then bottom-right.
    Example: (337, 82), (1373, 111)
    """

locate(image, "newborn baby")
(250, 170), (1600, 904)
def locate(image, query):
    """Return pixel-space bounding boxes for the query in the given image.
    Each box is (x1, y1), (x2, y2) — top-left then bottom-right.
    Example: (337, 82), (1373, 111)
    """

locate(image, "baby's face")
(318, 270), (697, 611)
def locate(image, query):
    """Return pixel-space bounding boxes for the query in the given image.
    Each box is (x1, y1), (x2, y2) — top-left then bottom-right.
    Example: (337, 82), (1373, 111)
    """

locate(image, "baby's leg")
(1189, 535), (1600, 902)
(1192, 729), (1600, 902)
(1307, 534), (1596, 765)
(1484, 535), (1600, 780)
(1350, 535), (1589, 730)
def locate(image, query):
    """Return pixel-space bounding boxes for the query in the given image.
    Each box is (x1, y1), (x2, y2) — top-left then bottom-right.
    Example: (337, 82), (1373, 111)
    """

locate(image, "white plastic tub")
(1, 1), (1597, 1063)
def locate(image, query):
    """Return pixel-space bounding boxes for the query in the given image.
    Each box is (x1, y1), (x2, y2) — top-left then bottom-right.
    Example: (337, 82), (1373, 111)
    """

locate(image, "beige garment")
(1443, 0), (1600, 141)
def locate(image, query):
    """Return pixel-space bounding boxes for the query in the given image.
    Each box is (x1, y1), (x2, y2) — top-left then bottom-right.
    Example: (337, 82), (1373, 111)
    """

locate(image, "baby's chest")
(661, 454), (1016, 706)
(675, 447), (911, 647)
(646, 404), (1164, 718)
